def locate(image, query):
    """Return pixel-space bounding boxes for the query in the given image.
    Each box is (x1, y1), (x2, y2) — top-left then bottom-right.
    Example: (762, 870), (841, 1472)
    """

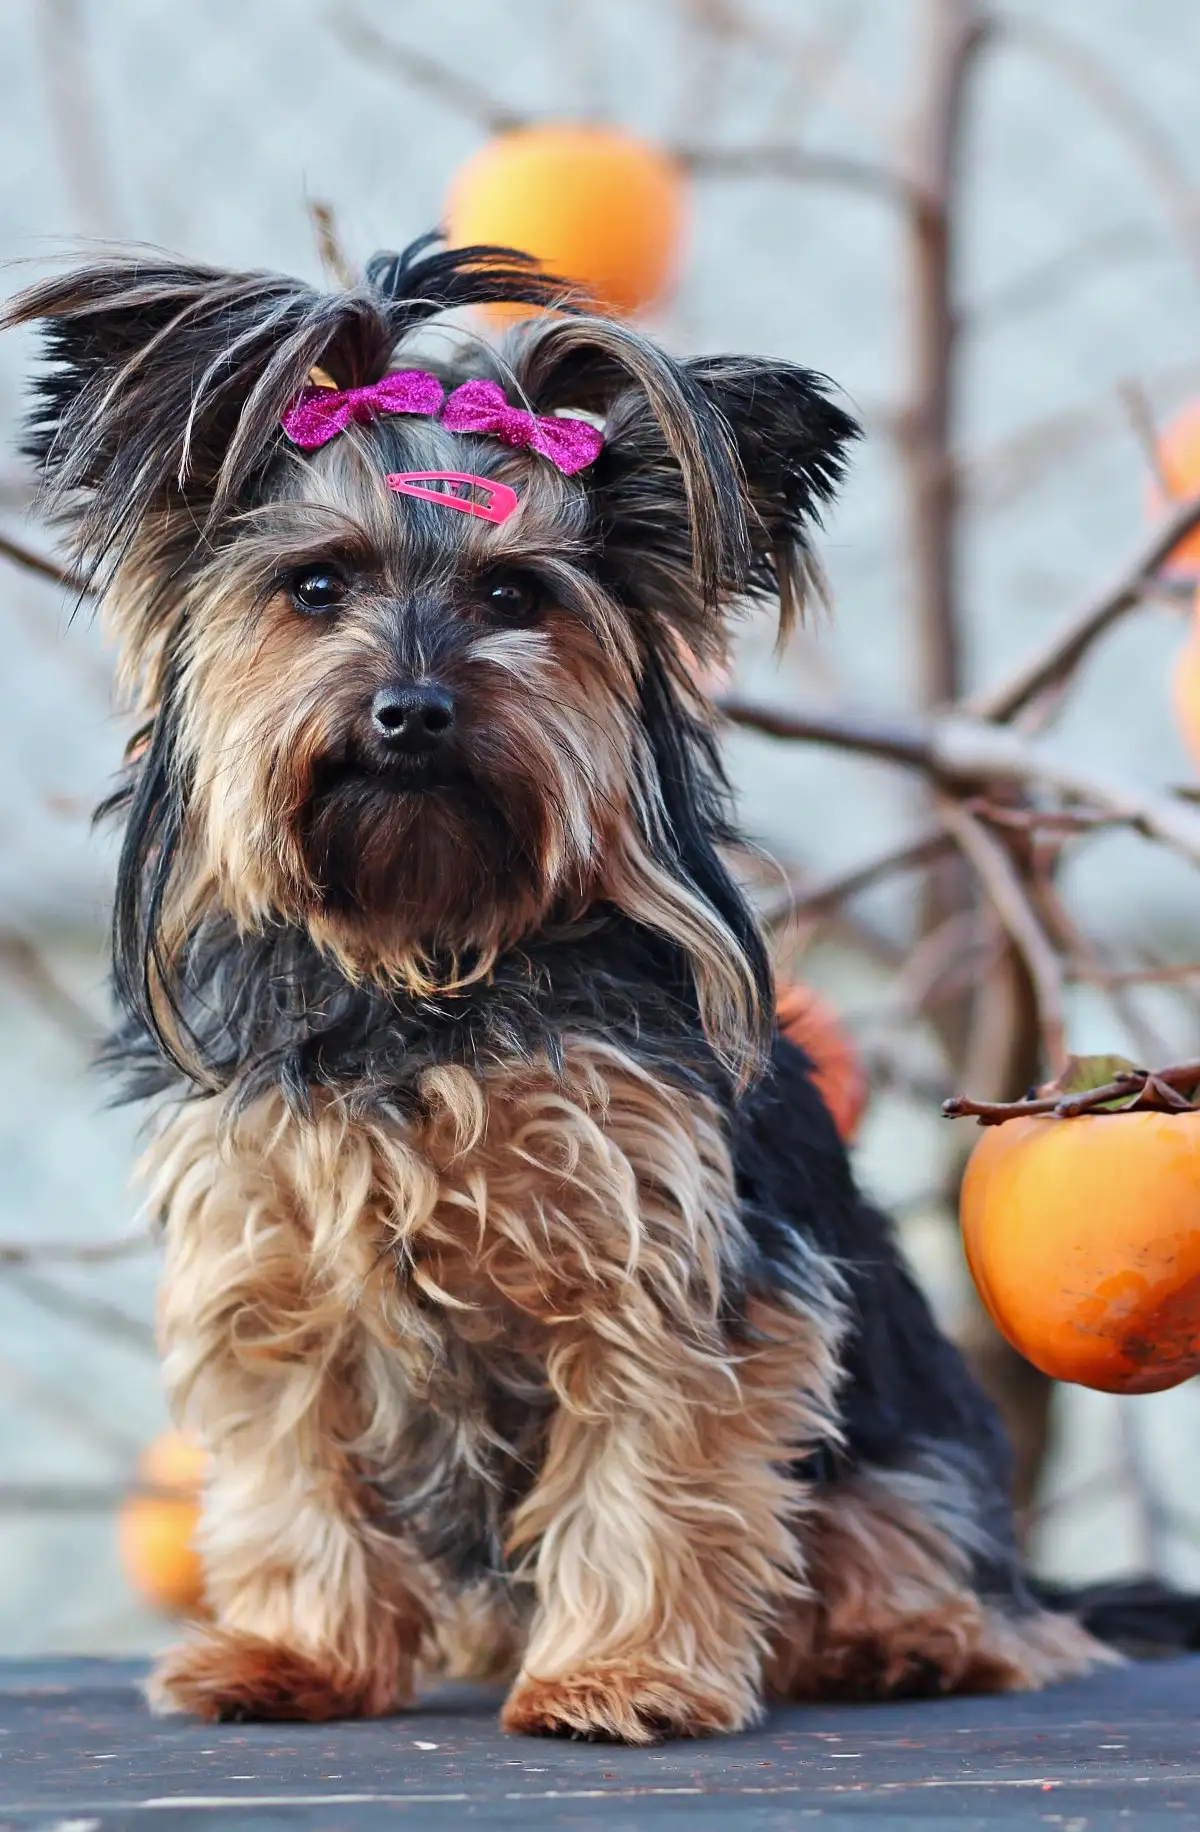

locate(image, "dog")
(5, 236), (1110, 1742)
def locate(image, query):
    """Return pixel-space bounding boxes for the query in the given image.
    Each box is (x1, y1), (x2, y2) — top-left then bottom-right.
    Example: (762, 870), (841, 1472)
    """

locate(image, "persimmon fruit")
(1148, 399), (1200, 575)
(776, 980), (868, 1143)
(1171, 612), (1200, 769)
(960, 1108), (1200, 1394)
(446, 123), (687, 320)
(118, 1430), (207, 1616)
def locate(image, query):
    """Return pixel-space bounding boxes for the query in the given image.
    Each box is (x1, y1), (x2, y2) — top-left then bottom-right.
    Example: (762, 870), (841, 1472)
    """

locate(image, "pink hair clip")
(385, 471), (519, 524)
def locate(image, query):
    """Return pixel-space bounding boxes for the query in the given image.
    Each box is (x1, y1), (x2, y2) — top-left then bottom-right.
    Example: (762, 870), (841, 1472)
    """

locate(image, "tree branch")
(757, 829), (953, 927)
(937, 799), (1067, 1072)
(677, 142), (910, 207)
(967, 488), (1200, 722)
(719, 697), (1200, 863)
(0, 1230), (153, 1267)
(331, 11), (526, 133)
(0, 529), (84, 593)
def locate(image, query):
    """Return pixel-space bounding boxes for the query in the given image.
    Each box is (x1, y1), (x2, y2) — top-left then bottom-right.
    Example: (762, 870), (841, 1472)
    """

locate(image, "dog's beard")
(300, 759), (566, 963)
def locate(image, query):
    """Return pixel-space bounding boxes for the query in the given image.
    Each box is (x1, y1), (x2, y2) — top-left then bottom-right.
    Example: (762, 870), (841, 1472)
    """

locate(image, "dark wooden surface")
(0, 1655), (1195, 1829)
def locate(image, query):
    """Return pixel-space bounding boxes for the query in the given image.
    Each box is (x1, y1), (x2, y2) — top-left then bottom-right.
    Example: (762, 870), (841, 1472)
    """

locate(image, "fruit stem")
(945, 1057), (1200, 1124)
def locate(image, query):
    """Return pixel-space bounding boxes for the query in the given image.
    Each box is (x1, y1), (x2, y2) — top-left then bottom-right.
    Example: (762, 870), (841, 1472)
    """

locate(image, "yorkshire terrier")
(5, 237), (1109, 1741)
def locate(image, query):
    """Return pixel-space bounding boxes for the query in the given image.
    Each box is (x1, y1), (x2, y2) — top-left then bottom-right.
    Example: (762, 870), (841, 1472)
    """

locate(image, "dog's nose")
(370, 682), (456, 752)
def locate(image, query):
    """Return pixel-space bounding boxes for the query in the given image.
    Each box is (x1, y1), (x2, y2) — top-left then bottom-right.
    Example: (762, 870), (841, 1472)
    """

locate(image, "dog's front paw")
(500, 1660), (758, 1744)
(147, 1627), (410, 1723)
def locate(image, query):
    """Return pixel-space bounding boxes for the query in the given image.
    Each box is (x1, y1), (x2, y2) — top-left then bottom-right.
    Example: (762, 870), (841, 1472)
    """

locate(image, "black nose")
(370, 682), (456, 753)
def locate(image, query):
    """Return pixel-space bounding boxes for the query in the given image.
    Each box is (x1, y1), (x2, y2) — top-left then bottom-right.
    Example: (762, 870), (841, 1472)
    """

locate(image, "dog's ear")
(513, 320), (858, 654)
(686, 357), (860, 635)
(1, 239), (570, 583)
(511, 316), (752, 663)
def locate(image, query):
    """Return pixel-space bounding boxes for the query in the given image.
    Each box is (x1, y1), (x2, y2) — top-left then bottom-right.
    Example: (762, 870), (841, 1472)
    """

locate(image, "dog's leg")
(499, 1297), (828, 1742)
(766, 1459), (1117, 1702)
(143, 1097), (436, 1723)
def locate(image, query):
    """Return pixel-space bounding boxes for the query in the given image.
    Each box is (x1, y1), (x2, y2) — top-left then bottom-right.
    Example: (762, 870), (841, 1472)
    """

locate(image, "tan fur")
(144, 1040), (841, 1735)
(765, 1460), (1118, 1703)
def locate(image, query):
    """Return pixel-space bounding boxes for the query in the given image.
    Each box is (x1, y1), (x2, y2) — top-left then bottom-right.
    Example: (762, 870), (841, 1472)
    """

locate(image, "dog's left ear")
(684, 356), (860, 634)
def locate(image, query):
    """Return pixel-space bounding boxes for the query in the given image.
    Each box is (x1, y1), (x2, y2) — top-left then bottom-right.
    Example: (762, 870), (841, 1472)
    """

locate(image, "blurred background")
(2, 0), (1200, 1655)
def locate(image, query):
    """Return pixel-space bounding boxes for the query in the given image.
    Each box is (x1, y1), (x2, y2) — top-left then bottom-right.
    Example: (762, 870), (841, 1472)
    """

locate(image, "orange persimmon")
(446, 123), (687, 320)
(118, 1430), (207, 1616)
(776, 981), (868, 1143)
(960, 1109), (1200, 1394)
(1171, 610), (1200, 768)
(1148, 399), (1200, 575)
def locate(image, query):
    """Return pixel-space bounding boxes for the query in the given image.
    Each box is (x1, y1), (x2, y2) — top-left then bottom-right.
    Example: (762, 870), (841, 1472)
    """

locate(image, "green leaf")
(1045, 1053), (1142, 1098)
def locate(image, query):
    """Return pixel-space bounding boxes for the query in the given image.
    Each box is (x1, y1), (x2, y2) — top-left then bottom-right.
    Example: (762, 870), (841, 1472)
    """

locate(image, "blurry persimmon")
(446, 123), (687, 321)
(1171, 607), (1200, 768)
(118, 1430), (207, 1617)
(1148, 399), (1200, 575)
(776, 981), (868, 1143)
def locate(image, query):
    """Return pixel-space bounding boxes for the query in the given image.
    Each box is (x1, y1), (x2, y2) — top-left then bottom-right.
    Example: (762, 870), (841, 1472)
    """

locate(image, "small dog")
(6, 237), (1109, 1741)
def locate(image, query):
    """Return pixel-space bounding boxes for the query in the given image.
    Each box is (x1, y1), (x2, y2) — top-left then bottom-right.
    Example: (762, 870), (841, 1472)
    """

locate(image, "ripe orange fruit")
(960, 1110), (1200, 1393)
(1148, 400), (1200, 574)
(446, 123), (687, 320)
(1171, 610), (1200, 768)
(776, 981), (868, 1143)
(118, 1430), (206, 1616)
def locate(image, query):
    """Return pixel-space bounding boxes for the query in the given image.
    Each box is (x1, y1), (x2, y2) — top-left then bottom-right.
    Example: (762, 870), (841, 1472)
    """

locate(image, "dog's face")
(178, 415), (642, 976)
(6, 240), (857, 1068)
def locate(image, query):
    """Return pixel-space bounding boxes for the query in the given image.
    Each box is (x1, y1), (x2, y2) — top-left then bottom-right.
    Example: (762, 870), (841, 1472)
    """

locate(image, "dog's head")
(6, 236), (857, 1080)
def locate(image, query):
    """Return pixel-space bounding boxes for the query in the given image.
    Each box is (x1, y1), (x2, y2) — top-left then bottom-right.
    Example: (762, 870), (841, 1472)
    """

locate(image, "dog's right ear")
(1, 239), (570, 587)
(1, 259), (390, 581)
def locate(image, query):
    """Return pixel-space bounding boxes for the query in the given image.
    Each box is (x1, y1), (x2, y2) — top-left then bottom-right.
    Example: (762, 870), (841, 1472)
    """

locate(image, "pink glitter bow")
(280, 370), (445, 449)
(280, 370), (604, 477)
(441, 379), (603, 476)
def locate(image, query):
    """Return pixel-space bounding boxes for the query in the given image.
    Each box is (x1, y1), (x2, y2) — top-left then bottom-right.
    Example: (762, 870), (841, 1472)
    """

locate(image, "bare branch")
(0, 529), (84, 593)
(967, 488), (1200, 722)
(757, 830), (952, 927)
(331, 11), (525, 133)
(0, 1230), (153, 1267)
(3, 1268), (156, 1353)
(33, 0), (121, 236)
(0, 931), (100, 1044)
(719, 696), (1200, 864)
(937, 800), (1067, 1073)
(308, 201), (356, 290)
(676, 141), (910, 207)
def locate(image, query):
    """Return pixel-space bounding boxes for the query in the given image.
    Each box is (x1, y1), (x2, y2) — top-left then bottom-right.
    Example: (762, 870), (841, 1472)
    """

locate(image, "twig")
(331, 11), (525, 133)
(900, 0), (991, 711)
(757, 829), (952, 926)
(308, 201), (356, 290)
(3, 1268), (157, 1353)
(719, 696), (1200, 865)
(0, 529), (84, 593)
(938, 800), (1067, 1073)
(0, 1482), (197, 1513)
(967, 488), (1200, 722)
(677, 142), (910, 207)
(945, 1058), (1200, 1124)
(1118, 379), (1172, 497)
(0, 930), (100, 1044)
(0, 1229), (153, 1266)
(32, 0), (121, 236)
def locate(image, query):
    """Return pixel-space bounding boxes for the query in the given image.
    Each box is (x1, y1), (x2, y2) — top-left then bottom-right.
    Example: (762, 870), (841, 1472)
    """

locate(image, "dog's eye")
(481, 570), (544, 624)
(290, 568), (347, 615)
